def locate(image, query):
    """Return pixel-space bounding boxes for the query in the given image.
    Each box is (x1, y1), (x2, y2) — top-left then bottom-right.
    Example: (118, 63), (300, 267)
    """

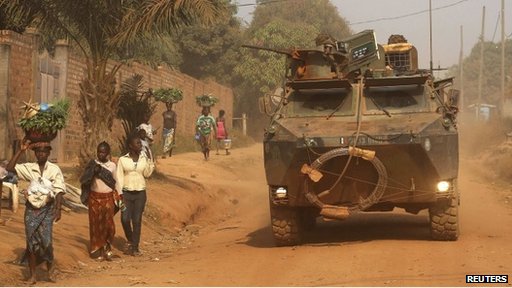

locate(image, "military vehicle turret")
(247, 30), (460, 246)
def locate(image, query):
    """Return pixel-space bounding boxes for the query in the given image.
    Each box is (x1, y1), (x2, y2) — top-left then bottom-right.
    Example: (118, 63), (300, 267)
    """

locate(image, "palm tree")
(0, 0), (228, 166)
(116, 74), (157, 155)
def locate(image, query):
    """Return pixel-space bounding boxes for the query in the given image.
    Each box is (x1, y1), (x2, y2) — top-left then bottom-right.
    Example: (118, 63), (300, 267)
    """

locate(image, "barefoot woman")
(6, 140), (65, 284)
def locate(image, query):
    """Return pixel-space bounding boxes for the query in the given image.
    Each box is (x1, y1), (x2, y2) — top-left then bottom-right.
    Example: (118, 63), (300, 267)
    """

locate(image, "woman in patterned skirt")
(80, 142), (118, 261)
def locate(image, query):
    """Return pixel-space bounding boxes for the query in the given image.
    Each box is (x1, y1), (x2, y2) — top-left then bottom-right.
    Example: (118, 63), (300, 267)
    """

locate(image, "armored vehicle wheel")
(270, 206), (301, 246)
(429, 193), (459, 241)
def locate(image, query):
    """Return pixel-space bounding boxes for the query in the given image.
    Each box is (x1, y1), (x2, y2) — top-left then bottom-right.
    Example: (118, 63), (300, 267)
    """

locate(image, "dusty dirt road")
(1, 143), (511, 286)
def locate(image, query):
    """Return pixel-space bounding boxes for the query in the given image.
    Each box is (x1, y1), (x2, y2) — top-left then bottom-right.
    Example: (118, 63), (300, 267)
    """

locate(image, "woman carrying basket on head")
(196, 106), (216, 161)
(162, 102), (177, 158)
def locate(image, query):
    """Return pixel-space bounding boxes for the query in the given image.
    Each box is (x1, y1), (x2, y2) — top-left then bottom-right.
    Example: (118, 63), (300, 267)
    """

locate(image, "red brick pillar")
(0, 41), (10, 159)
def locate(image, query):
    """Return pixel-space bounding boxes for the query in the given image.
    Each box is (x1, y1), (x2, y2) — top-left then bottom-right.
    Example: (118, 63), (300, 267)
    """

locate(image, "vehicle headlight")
(275, 187), (287, 198)
(424, 138), (431, 151)
(436, 181), (450, 192)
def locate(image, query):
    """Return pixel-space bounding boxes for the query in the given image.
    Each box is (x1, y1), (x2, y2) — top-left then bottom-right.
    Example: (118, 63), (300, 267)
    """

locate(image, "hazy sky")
(235, 0), (510, 69)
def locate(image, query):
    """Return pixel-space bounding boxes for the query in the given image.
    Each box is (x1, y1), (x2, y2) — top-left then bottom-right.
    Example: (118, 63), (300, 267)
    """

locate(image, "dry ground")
(1, 126), (511, 286)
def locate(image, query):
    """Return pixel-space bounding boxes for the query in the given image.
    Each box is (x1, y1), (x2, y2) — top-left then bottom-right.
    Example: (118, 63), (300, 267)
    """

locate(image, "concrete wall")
(0, 30), (234, 162)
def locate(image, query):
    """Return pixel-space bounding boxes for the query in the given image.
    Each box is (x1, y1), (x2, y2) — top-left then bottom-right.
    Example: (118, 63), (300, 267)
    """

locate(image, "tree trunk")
(78, 59), (121, 167)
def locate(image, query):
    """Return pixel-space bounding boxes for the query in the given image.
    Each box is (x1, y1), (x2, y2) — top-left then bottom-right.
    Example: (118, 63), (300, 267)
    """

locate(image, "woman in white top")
(116, 134), (154, 256)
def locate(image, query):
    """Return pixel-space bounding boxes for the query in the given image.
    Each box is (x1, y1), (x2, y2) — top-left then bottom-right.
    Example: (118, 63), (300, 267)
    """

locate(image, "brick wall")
(0, 30), (37, 160)
(0, 30), (234, 162)
(114, 61), (234, 143)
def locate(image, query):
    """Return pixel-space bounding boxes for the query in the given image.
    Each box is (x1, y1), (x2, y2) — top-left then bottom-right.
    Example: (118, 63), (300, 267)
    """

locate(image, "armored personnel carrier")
(251, 30), (460, 246)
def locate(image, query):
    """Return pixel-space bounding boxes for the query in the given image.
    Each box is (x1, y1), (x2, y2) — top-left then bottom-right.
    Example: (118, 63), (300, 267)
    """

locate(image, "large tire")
(429, 193), (459, 241)
(270, 206), (301, 246)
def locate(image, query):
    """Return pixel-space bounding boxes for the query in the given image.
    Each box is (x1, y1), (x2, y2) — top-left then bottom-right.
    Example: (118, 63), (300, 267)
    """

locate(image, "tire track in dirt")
(3, 143), (512, 286)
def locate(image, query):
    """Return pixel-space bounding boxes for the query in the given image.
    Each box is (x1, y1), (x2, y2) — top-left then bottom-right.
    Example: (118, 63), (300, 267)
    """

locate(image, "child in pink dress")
(215, 110), (230, 155)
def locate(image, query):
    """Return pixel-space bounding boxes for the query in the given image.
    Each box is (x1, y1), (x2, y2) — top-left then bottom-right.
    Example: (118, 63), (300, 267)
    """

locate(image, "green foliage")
(116, 74), (157, 152)
(18, 99), (70, 134)
(0, 4), (30, 33)
(196, 94), (219, 107)
(153, 88), (183, 103)
(242, 0), (353, 90)
(236, 20), (319, 95)
(233, 20), (320, 135)
(1, 0), (230, 166)
(249, 0), (352, 40)
(111, 0), (230, 47)
(113, 35), (183, 69)
(232, 0), (352, 136)
(176, 9), (243, 85)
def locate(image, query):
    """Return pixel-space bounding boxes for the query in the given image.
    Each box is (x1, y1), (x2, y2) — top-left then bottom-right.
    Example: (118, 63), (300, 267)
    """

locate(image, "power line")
(233, 0), (295, 8)
(348, 0), (469, 26)
(491, 12), (500, 42)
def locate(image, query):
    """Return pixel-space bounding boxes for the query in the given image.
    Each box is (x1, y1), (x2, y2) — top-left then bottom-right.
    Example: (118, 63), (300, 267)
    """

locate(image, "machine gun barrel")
(241, 44), (292, 56)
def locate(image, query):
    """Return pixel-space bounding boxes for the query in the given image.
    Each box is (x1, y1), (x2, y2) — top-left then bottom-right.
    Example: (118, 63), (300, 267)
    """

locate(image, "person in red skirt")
(80, 141), (118, 261)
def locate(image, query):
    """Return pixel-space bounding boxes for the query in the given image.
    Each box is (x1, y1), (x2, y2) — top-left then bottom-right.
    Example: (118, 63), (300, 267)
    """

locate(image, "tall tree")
(250, 0), (352, 40)
(0, 4), (30, 33)
(177, 12), (243, 85)
(1, 0), (228, 166)
(235, 0), (352, 135)
(116, 74), (156, 154)
(448, 39), (512, 106)
(235, 20), (320, 134)
(236, 20), (319, 95)
(114, 35), (183, 70)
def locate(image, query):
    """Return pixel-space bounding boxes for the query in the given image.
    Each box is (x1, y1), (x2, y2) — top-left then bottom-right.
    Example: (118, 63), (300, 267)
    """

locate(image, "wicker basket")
(24, 129), (57, 143)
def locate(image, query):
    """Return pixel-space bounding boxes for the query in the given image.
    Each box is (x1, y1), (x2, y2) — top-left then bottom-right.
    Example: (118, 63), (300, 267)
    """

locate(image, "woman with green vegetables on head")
(162, 102), (177, 158)
(7, 99), (70, 284)
(153, 88), (182, 159)
(196, 106), (216, 161)
(6, 139), (66, 284)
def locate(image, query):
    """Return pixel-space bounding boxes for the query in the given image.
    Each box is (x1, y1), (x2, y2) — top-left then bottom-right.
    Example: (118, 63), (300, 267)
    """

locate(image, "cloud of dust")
(458, 110), (512, 182)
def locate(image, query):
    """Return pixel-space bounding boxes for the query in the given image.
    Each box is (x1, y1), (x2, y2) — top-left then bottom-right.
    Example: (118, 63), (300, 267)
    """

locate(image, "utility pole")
(477, 6), (485, 120)
(429, 0), (433, 73)
(459, 25), (464, 112)
(501, 0), (505, 116)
